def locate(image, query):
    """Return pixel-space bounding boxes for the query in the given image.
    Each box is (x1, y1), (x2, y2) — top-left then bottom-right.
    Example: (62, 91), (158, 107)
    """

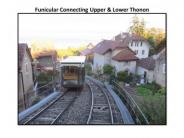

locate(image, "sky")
(19, 14), (165, 49)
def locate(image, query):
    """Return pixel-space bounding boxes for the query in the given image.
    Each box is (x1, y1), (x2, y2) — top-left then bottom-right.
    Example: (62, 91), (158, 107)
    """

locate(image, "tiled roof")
(112, 47), (138, 61)
(35, 51), (57, 61)
(18, 43), (33, 70)
(129, 33), (146, 41)
(137, 57), (155, 70)
(93, 33), (148, 55)
(115, 32), (146, 42)
(93, 40), (125, 55)
(80, 48), (93, 56)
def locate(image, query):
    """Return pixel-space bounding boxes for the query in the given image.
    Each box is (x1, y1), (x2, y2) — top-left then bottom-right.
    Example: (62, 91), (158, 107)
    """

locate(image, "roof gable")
(93, 40), (126, 55)
(80, 48), (93, 56)
(18, 43), (33, 70)
(35, 51), (57, 61)
(112, 47), (138, 61)
(137, 57), (155, 70)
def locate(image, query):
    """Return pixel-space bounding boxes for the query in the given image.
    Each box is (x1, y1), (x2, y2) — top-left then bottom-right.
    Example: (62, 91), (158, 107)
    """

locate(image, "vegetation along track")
(86, 79), (114, 124)
(21, 90), (80, 125)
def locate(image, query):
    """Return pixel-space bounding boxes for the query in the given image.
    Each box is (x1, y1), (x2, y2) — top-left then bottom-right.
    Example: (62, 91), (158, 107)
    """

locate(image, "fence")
(111, 80), (149, 124)
(36, 67), (61, 94)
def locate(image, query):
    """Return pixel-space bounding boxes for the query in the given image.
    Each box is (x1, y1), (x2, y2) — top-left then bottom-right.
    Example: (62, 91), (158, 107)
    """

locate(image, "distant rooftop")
(137, 57), (155, 70)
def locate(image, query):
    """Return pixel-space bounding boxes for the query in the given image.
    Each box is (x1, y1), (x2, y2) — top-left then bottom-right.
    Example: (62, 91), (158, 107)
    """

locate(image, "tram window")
(64, 66), (78, 74)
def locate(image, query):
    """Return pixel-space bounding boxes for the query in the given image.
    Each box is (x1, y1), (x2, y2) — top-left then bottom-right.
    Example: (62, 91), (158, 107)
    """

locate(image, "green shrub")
(117, 71), (128, 82)
(37, 72), (52, 83)
(157, 87), (166, 95)
(140, 95), (166, 124)
(103, 64), (113, 75)
(117, 71), (133, 83)
(85, 63), (92, 75)
(137, 86), (152, 96)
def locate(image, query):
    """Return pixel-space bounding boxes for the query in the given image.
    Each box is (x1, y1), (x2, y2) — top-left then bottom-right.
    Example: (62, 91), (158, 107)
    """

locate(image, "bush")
(157, 87), (166, 95)
(140, 95), (166, 124)
(37, 72), (53, 83)
(117, 71), (128, 82)
(85, 63), (92, 75)
(144, 82), (161, 95)
(103, 64), (113, 75)
(117, 71), (133, 83)
(137, 86), (152, 96)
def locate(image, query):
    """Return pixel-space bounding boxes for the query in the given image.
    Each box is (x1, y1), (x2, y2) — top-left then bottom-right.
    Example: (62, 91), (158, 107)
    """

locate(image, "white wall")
(22, 51), (34, 92)
(111, 60), (136, 74)
(93, 52), (112, 71)
(104, 51), (111, 65)
(93, 53), (103, 69)
(128, 41), (150, 59)
(137, 66), (154, 83)
(154, 62), (166, 87)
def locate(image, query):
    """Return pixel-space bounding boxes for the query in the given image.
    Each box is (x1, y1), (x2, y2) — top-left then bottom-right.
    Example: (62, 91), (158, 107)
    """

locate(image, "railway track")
(86, 79), (114, 124)
(21, 90), (80, 125)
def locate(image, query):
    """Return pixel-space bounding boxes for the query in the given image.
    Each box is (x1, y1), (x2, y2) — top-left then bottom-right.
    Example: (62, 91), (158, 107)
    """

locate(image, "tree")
(129, 16), (165, 55)
(129, 15), (146, 36)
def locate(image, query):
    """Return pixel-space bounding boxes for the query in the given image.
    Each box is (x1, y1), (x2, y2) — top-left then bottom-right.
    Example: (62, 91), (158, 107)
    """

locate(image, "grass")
(136, 86), (152, 96)
(135, 82), (166, 124)
(140, 94), (166, 124)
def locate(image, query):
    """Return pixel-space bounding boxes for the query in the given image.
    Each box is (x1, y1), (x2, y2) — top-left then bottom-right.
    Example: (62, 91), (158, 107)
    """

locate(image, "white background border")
(0, 0), (184, 138)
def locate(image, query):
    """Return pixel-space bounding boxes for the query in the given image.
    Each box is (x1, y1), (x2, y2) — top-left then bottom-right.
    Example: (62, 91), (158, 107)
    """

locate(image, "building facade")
(154, 48), (166, 87)
(136, 57), (155, 83)
(18, 43), (34, 112)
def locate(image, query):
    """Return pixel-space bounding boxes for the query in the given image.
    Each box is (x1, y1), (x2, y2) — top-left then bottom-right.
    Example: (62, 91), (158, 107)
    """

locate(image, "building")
(35, 51), (57, 71)
(80, 43), (94, 63)
(112, 47), (139, 74)
(137, 57), (155, 83)
(18, 43), (34, 112)
(153, 48), (166, 87)
(93, 39), (139, 74)
(93, 40), (125, 72)
(113, 32), (151, 59)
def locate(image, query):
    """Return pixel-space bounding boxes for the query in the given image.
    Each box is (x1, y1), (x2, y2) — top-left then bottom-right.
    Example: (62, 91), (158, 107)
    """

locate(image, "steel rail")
(51, 95), (78, 124)
(86, 81), (94, 124)
(23, 92), (66, 125)
(87, 78), (114, 124)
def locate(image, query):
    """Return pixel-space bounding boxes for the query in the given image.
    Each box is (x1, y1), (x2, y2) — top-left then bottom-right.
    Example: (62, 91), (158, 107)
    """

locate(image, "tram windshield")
(63, 66), (78, 80)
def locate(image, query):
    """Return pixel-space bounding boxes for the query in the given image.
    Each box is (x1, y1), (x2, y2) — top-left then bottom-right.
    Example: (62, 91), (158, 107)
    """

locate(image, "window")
(134, 50), (138, 54)
(163, 64), (166, 74)
(134, 42), (136, 46)
(131, 41), (133, 46)
(140, 41), (143, 46)
(142, 50), (145, 55)
(135, 50), (138, 54)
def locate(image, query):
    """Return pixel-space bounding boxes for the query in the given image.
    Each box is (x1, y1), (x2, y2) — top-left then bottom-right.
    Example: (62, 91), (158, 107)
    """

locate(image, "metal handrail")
(111, 80), (149, 124)
(36, 81), (54, 90)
